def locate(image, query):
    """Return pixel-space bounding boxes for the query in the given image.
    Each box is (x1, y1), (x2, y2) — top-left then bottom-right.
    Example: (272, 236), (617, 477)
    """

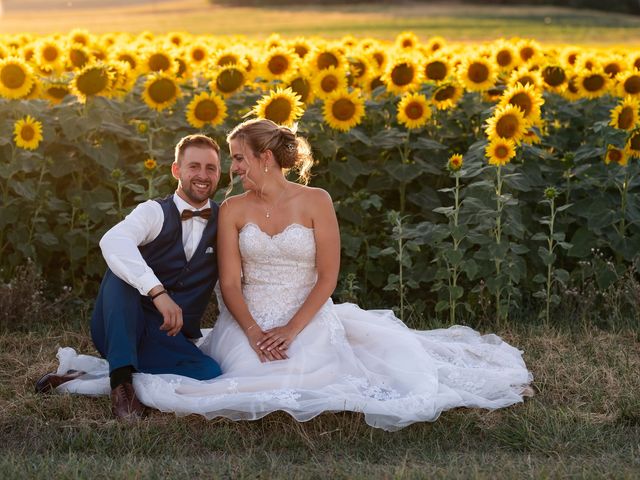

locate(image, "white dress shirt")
(99, 193), (212, 296)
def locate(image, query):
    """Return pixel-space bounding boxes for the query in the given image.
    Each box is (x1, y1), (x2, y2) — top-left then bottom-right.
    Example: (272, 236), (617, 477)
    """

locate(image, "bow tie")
(181, 208), (212, 221)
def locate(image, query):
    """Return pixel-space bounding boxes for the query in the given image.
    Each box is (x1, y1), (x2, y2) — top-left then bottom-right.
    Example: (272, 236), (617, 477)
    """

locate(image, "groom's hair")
(174, 134), (220, 165)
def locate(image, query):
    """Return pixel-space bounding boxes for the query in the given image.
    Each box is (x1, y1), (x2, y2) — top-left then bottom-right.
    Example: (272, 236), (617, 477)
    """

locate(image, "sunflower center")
(635, 58), (640, 70)
(118, 54), (137, 70)
(370, 76), (384, 91)
(176, 58), (187, 78)
(216, 69), (244, 94)
(609, 149), (622, 163)
(332, 98), (356, 121)
(289, 77), (310, 102)
(47, 85), (70, 99)
(293, 45), (309, 58)
(468, 62), (489, 84)
(583, 74), (605, 92)
(542, 66), (566, 87)
(517, 75), (535, 87)
(568, 53), (578, 65)
(194, 99), (218, 122)
(217, 54), (238, 66)
(509, 92), (533, 117)
(148, 78), (177, 103)
(496, 50), (513, 67)
(405, 101), (424, 120)
(624, 75), (640, 95)
(630, 132), (640, 151)
(520, 47), (534, 61)
(351, 60), (366, 78)
(425, 61), (447, 81)
(402, 39), (413, 48)
(43, 46), (59, 62)
(264, 97), (292, 124)
(69, 49), (89, 69)
(20, 125), (35, 142)
(320, 74), (339, 93)
(496, 114), (519, 138)
(317, 52), (339, 70)
(192, 49), (205, 62)
(372, 52), (384, 67)
(434, 85), (455, 101)
(495, 144), (510, 158)
(618, 106), (634, 130)
(268, 55), (289, 75)
(1, 64), (26, 89)
(148, 53), (171, 72)
(390, 63), (414, 86)
(76, 67), (109, 96)
(604, 63), (621, 78)
(567, 77), (579, 94)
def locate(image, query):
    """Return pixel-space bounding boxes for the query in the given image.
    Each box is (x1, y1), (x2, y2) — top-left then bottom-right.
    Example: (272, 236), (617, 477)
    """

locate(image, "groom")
(35, 134), (223, 420)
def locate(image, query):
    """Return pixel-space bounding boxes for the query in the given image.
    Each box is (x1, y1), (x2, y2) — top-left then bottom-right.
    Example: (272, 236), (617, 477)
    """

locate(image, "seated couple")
(36, 119), (533, 431)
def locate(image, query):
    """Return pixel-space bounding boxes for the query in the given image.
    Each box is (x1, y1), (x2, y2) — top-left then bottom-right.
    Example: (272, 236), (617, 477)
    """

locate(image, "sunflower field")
(1, 30), (640, 326)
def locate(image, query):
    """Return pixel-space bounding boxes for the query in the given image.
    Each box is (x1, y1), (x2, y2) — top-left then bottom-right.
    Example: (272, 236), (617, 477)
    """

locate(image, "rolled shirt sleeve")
(99, 200), (164, 295)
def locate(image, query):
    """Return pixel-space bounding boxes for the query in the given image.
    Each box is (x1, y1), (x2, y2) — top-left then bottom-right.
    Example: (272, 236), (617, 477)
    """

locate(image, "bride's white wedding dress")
(56, 222), (532, 431)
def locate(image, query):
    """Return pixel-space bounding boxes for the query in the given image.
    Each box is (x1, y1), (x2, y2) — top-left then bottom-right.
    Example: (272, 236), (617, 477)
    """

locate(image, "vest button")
(178, 281), (184, 287)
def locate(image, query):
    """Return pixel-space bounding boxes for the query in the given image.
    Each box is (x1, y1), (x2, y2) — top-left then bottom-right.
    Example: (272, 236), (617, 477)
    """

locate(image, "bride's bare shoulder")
(293, 184), (333, 203)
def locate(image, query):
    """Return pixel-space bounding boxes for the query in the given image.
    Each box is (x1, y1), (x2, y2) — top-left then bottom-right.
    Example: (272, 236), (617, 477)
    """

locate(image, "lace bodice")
(238, 223), (321, 330)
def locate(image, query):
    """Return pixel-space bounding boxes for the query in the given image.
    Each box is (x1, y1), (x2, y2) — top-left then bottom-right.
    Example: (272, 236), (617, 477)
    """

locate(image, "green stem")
(494, 165), (504, 324)
(27, 161), (47, 248)
(397, 216), (404, 323)
(545, 196), (556, 328)
(619, 168), (630, 238)
(449, 173), (461, 325)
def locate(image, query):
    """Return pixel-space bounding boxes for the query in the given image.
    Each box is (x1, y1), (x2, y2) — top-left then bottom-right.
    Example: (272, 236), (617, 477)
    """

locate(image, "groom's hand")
(153, 294), (183, 336)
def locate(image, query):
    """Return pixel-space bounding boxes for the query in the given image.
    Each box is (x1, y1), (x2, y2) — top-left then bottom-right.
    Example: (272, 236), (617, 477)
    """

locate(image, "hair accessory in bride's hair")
(286, 143), (296, 152)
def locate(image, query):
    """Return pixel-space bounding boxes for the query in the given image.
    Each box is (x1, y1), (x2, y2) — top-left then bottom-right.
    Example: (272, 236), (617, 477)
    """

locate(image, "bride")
(55, 119), (533, 431)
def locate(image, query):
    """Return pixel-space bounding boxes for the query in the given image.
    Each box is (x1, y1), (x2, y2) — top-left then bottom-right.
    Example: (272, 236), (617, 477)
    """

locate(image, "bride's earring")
(264, 166), (268, 173)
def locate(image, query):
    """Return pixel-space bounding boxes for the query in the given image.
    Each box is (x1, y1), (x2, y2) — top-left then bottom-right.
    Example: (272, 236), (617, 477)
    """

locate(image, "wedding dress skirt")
(56, 223), (532, 431)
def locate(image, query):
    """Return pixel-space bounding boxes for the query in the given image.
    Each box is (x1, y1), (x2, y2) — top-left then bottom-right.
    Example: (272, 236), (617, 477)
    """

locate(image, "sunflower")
(574, 53), (600, 72)
(311, 65), (348, 100)
(561, 74), (582, 102)
(367, 46), (389, 71)
(498, 82), (544, 124)
(0, 56), (34, 99)
(382, 53), (424, 95)
(261, 46), (299, 82)
(425, 36), (446, 53)
(347, 52), (376, 87)
(67, 43), (91, 70)
(423, 54), (451, 83)
(432, 82), (463, 110)
(210, 47), (249, 69)
(305, 44), (346, 73)
(185, 92), (227, 128)
(323, 89), (366, 132)
(605, 145), (628, 166)
(541, 64), (567, 93)
(561, 47), (581, 69)
(575, 68), (610, 99)
(187, 42), (209, 66)
(492, 41), (521, 72)
(610, 96), (639, 131)
(485, 138), (516, 166)
(13, 115), (43, 150)
(284, 73), (312, 104)
(485, 104), (529, 143)
(108, 61), (137, 97)
(111, 48), (141, 75)
(517, 39), (542, 65)
(252, 87), (304, 127)
(143, 48), (177, 74)
(42, 79), (71, 104)
(626, 128), (640, 158)
(71, 62), (112, 102)
(397, 92), (431, 129)
(457, 56), (496, 92)
(142, 73), (180, 111)
(68, 29), (91, 47)
(34, 39), (65, 72)
(209, 64), (248, 98)
(144, 158), (158, 170)
(395, 31), (420, 50)
(603, 55), (627, 79)
(447, 153), (463, 172)
(616, 69), (640, 98)
(507, 66), (543, 90)
(167, 31), (187, 47)
(288, 37), (313, 60)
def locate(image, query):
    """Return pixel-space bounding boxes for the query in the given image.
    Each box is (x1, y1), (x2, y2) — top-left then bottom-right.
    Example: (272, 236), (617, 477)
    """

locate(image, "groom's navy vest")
(137, 195), (219, 339)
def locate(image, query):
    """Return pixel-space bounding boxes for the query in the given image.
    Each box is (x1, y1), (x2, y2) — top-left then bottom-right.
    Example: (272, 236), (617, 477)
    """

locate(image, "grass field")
(1, 0), (640, 43)
(1, 321), (639, 478)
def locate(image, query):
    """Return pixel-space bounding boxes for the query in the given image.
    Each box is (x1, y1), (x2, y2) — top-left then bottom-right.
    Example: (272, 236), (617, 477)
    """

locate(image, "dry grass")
(1, 320), (639, 477)
(1, 0), (640, 44)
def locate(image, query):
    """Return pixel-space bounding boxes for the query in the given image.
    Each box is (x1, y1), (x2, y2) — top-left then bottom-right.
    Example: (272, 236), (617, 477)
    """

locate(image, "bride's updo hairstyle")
(227, 118), (314, 184)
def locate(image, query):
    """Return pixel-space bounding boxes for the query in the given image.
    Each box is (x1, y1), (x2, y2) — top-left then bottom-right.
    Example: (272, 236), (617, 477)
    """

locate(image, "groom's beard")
(179, 179), (215, 205)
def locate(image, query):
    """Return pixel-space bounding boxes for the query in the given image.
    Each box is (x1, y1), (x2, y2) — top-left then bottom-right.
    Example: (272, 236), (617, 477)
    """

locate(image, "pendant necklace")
(263, 184), (288, 219)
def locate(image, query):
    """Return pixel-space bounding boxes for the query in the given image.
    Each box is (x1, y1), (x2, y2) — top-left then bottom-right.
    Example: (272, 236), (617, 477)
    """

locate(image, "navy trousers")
(90, 270), (221, 380)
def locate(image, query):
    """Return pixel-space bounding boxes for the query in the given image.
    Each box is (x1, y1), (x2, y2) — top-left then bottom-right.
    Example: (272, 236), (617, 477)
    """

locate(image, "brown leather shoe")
(35, 369), (87, 394)
(111, 382), (145, 421)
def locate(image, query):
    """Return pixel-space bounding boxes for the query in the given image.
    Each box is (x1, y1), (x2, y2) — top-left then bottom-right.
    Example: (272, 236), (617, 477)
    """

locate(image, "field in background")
(1, 0), (640, 43)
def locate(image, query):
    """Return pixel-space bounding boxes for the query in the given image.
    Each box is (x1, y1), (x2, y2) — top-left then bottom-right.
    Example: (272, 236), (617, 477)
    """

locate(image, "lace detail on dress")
(239, 223), (317, 330)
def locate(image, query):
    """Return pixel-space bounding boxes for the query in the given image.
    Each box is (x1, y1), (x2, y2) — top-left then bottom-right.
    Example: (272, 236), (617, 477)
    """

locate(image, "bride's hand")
(246, 328), (288, 362)
(259, 326), (298, 355)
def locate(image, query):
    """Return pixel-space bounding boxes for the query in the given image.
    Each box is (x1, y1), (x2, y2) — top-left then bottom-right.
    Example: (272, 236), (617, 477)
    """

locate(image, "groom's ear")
(171, 161), (180, 181)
